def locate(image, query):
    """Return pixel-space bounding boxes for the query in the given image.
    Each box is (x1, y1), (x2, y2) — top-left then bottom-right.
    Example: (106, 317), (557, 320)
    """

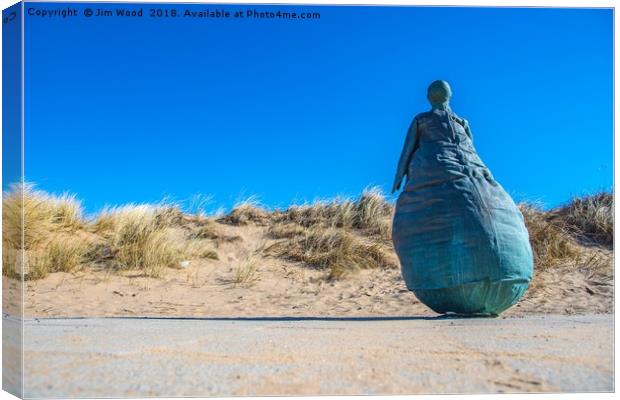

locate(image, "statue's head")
(427, 80), (452, 106)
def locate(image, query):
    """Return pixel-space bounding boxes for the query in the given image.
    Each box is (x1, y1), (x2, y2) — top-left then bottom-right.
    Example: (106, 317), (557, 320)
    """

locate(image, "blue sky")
(20, 4), (613, 214)
(3, 2), (21, 189)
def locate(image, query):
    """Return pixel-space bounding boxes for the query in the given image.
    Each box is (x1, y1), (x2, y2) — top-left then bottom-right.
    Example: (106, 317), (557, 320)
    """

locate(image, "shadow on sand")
(28, 314), (499, 322)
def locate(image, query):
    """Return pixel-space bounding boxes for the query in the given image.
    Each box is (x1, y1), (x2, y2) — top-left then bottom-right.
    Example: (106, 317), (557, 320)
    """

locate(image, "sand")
(8, 315), (613, 397)
(11, 222), (613, 318)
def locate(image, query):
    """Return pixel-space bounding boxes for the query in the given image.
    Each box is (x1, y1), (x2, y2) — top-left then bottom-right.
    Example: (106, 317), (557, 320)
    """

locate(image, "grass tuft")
(268, 226), (397, 280)
(519, 203), (580, 271)
(96, 205), (183, 277)
(3, 183), (84, 250)
(233, 255), (259, 285)
(274, 187), (393, 239)
(555, 191), (613, 246)
(267, 223), (306, 239)
(23, 236), (91, 280)
(221, 197), (270, 226)
(354, 187), (393, 239)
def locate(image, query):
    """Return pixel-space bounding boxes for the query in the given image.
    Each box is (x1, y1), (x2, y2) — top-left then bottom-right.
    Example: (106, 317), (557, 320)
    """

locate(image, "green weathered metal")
(392, 80), (533, 316)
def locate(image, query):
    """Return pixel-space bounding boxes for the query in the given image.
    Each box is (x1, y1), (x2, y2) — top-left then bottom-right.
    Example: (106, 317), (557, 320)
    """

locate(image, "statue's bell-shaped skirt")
(392, 109), (533, 315)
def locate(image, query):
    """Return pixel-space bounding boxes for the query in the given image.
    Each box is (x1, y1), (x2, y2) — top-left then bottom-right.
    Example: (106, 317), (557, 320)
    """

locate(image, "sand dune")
(19, 220), (613, 318)
(2, 186), (613, 318)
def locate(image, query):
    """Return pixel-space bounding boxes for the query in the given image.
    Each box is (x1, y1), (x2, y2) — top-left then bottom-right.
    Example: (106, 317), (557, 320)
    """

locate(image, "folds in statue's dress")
(392, 109), (533, 315)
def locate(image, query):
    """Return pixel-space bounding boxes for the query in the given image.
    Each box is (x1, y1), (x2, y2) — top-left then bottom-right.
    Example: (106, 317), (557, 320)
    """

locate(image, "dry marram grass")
(2, 184), (613, 286)
(95, 205), (185, 277)
(268, 227), (397, 280)
(233, 255), (259, 285)
(519, 203), (581, 271)
(556, 192), (613, 246)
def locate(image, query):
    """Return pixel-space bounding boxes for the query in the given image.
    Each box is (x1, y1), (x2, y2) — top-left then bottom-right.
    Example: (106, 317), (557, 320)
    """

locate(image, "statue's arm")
(392, 117), (419, 193)
(463, 118), (473, 140)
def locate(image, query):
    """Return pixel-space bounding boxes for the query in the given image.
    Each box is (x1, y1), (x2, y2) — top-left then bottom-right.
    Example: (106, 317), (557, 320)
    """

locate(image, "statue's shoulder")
(414, 111), (435, 123)
(414, 111), (437, 124)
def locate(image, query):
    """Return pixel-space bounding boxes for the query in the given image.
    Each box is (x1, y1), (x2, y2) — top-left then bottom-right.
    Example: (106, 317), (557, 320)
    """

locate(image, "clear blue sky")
(20, 4), (613, 214)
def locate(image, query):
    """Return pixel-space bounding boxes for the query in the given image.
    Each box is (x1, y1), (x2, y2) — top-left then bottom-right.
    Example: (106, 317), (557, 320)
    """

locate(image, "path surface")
(6, 314), (614, 397)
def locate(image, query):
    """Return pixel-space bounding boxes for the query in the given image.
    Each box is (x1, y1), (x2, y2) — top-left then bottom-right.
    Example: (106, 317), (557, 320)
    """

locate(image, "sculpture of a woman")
(391, 80), (533, 315)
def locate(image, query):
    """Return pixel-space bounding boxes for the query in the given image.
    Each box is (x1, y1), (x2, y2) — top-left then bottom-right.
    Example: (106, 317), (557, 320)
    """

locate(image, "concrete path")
(5, 314), (614, 397)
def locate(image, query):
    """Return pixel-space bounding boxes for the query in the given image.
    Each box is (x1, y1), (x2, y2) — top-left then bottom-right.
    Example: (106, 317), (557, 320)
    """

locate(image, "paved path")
(5, 314), (614, 397)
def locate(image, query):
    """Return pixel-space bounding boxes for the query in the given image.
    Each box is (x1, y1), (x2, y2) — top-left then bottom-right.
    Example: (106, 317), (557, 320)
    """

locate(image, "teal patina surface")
(391, 80), (533, 315)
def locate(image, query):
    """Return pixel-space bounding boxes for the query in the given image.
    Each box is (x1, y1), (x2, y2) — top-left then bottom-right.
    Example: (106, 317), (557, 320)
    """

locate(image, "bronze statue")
(392, 80), (533, 315)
